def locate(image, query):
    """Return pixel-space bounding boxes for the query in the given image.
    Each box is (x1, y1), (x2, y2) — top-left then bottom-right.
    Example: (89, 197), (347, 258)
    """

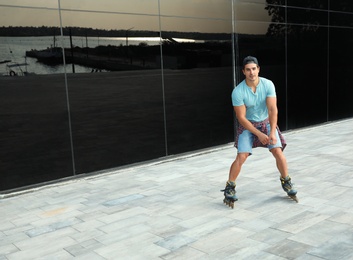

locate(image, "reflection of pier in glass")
(0, 36), (163, 75)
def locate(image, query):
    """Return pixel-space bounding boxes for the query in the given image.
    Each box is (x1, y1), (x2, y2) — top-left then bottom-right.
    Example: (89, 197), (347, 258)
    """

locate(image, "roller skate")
(280, 175), (298, 203)
(221, 181), (238, 209)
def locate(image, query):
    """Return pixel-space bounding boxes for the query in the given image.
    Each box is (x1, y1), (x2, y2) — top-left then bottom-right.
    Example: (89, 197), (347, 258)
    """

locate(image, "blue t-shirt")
(231, 77), (276, 122)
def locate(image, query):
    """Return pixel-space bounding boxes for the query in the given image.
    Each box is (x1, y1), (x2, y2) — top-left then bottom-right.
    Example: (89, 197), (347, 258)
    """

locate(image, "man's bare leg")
(228, 153), (249, 182)
(271, 147), (298, 201)
(270, 147), (288, 178)
(222, 153), (249, 208)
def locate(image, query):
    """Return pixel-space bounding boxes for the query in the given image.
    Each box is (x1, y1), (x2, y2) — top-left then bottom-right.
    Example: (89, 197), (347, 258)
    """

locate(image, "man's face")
(242, 63), (260, 82)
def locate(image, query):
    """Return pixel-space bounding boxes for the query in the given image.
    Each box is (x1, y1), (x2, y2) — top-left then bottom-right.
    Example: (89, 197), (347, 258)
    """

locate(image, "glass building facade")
(0, 0), (352, 192)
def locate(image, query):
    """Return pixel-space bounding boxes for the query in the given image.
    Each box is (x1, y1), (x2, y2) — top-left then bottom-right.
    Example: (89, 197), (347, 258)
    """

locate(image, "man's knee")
(236, 153), (249, 165)
(270, 147), (285, 158)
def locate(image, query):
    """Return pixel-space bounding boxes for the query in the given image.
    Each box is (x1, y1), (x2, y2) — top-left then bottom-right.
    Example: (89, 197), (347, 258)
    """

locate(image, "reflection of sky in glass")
(0, 0), (271, 34)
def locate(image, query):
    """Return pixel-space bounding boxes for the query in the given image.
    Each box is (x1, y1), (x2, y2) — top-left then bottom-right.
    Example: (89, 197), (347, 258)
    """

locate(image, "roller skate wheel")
(230, 201), (234, 209)
(290, 195), (299, 203)
(223, 199), (234, 208)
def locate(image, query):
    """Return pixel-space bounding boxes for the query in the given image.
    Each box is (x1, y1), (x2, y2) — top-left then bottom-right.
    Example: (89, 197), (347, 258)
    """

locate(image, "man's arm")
(266, 96), (278, 144)
(234, 105), (270, 145)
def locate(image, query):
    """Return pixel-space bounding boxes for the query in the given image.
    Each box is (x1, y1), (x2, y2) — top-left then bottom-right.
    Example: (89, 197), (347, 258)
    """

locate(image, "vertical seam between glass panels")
(327, 1), (330, 121)
(58, 0), (76, 175)
(158, 0), (169, 156)
(232, 0), (236, 87)
(285, 0), (288, 130)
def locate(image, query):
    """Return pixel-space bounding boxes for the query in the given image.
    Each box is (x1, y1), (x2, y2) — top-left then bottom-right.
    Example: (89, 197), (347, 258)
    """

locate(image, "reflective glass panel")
(0, 2), (73, 190)
(286, 26), (328, 128)
(59, 0), (165, 174)
(330, 11), (353, 27)
(287, 0), (328, 10)
(329, 1), (353, 12)
(328, 27), (353, 120)
(160, 0), (234, 154)
(287, 6), (328, 26)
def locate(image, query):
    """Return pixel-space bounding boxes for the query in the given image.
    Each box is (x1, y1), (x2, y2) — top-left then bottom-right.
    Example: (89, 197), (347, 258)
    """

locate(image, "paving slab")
(1, 118), (353, 259)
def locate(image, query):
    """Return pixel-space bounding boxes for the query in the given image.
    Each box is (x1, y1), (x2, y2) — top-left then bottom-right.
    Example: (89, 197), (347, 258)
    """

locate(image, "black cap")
(242, 56), (259, 68)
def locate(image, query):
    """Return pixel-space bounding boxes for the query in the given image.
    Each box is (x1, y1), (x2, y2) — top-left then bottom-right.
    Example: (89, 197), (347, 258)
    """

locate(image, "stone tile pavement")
(1, 118), (353, 259)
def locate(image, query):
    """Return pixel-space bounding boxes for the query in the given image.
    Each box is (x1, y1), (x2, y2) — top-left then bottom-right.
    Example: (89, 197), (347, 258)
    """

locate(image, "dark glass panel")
(67, 71), (166, 173)
(325, 1), (353, 120)
(0, 75), (74, 191)
(330, 11), (353, 27)
(160, 9), (233, 153)
(328, 28), (353, 120)
(287, 7), (328, 26)
(0, 5), (73, 191)
(239, 0), (283, 4)
(163, 67), (234, 154)
(287, 0), (329, 10)
(286, 26), (328, 129)
(59, 2), (166, 174)
(329, 1), (353, 12)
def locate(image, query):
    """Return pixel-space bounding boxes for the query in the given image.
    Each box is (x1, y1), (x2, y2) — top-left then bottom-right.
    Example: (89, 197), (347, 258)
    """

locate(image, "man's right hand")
(257, 132), (269, 145)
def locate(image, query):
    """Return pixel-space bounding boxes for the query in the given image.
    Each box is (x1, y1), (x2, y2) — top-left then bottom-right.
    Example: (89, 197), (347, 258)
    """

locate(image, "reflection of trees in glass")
(265, 0), (286, 37)
(266, 0), (323, 36)
(266, 1), (353, 36)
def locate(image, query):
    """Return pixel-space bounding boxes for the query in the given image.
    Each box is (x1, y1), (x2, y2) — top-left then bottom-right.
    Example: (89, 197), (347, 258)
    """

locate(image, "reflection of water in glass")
(0, 36), (162, 75)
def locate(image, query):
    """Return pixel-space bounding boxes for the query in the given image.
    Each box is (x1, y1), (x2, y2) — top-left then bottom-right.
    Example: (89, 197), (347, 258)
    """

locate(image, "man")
(222, 56), (297, 208)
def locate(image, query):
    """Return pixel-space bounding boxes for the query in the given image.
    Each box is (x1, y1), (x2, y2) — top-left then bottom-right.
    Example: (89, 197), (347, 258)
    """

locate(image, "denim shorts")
(237, 122), (282, 154)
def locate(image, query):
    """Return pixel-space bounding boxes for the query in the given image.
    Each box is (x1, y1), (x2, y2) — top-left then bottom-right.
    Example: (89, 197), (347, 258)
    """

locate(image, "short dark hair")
(242, 56), (259, 68)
